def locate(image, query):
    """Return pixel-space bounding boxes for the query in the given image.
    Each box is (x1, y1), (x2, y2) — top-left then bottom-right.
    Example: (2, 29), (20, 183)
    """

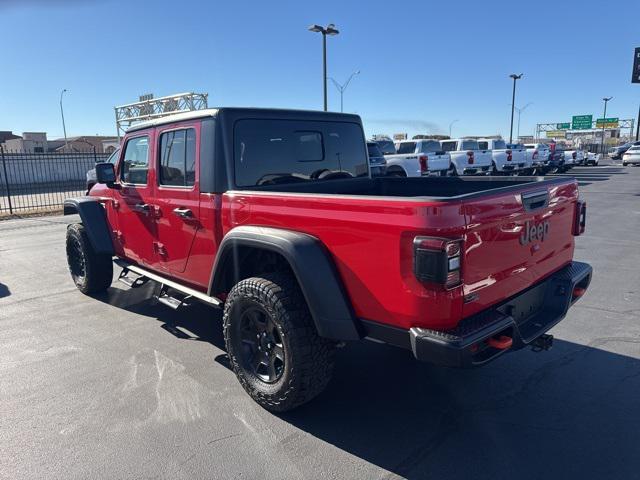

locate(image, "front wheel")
(66, 223), (113, 294)
(223, 273), (336, 412)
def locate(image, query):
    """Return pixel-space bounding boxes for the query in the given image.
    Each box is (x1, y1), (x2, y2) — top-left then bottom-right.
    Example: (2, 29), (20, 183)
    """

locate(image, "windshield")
(367, 142), (383, 157)
(105, 148), (120, 164)
(234, 119), (369, 187)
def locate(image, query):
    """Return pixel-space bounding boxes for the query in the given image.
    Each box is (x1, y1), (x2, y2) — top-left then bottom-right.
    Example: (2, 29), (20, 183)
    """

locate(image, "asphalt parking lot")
(1, 162), (639, 480)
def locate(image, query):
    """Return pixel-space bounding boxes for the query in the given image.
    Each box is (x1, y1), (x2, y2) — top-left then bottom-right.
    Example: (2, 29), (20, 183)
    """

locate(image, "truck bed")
(237, 175), (561, 200)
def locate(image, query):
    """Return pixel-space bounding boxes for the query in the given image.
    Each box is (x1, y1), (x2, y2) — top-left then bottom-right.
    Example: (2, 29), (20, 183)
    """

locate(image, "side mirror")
(95, 162), (119, 189)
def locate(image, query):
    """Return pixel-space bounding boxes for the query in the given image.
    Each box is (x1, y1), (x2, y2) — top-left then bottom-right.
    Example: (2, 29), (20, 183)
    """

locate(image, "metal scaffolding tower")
(114, 92), (208, 139)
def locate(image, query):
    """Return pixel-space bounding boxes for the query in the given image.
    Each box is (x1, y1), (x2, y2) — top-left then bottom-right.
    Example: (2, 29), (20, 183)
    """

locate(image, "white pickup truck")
(384, 139), (450, 177)
(524, 143), (551, 172)
(440, 138), (492, 176)
(478, 138), (525, 174)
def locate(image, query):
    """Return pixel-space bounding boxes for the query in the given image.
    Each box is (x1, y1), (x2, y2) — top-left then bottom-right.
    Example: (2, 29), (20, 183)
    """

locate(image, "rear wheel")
(492, 163), (500, 175)
(66, 223), (113, 294)
(223, 273), (336, 412)
(448, 164), (458, 176)
(386, 168), (406, 177)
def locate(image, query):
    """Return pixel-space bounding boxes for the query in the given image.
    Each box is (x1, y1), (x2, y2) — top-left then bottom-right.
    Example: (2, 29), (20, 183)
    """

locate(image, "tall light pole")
(329, 70), (360, 112)
(60, 89), (68, 149)
(601, 96), (612, 155)
(514, 102), (533, 140)
(508, 73), (523, 143)
(449, 119), (459, 138)
(308, 23), (339, 111)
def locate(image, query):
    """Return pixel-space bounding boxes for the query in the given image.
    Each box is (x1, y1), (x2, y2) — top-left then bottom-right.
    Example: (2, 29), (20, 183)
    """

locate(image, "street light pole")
(60, 89), (68, 149)
(601, 96), (612, 155)
(308, 23), (339, 111)
(508, 74), (523, 143)
(515, 102), (532, 140)
(329, 70), (360, 112)
(449, 119), (459, 138)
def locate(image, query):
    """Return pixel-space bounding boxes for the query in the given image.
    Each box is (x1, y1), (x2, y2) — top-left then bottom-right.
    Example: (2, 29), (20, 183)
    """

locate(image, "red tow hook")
(487, 335), (513, 350)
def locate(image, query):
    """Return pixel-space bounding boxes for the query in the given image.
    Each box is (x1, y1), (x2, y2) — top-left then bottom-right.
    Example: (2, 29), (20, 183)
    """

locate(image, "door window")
(121, 136), (149, 184)
(158, 129), (196, 187)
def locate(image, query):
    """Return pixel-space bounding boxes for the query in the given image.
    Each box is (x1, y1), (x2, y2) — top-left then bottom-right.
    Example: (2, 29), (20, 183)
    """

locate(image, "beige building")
(2, 132), (48, 152)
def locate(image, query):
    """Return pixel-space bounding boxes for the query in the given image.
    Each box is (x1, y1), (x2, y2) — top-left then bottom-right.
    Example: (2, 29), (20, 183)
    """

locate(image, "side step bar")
(114, 258), (222, 308)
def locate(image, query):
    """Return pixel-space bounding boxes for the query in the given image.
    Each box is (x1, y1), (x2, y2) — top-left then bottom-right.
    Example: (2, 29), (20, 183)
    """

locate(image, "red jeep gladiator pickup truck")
(64, 108), (591, 411)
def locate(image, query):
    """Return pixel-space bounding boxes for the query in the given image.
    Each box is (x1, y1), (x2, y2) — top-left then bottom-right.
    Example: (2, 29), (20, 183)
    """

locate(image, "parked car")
(440, 138), (492, 175)
(64, 107), (591, 412)
(622, 145), (640, 166)
(609, 143), (632, 160)
(478, 138), (525, 175)
(524, 143), (551, 173)
(547, 149), (567, 173)
(384, 139), (450, 177)
(366, 142), (387, 176)
(374, 138), (397, 156)
(585, 152), (599, 166)
(506, 143), (539, 174)
(563, 149), (580, 169)
(86, 147), (120, 194)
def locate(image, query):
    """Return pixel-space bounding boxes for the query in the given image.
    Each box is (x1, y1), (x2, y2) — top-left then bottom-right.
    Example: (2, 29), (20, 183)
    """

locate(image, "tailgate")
(461, 179), (578, 317)
(429, 153), (450, 171)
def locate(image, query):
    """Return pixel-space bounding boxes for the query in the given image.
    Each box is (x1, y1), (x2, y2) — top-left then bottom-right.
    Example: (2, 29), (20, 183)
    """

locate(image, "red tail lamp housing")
(418, 155), (429, 174)
(466, 151), (474, 164)
(413, 237), (463, 289)
(573, 200), (586, 236)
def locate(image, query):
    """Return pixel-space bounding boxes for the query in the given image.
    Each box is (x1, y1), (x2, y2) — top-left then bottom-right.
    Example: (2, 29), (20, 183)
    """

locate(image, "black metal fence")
(0, 147), (110, 215)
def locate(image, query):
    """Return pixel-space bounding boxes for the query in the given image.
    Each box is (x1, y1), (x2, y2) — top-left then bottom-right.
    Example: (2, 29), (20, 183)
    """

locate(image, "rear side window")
(121, 136), (149, 185)
(234, 119), (368, 187)
(440, 141), (456, 152)
(396, 142), (416, 154)
(159, 128), (197, 187)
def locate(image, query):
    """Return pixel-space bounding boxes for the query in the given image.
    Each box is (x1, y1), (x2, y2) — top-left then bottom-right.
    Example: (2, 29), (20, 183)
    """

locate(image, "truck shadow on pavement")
(279, 337), (640, 480)
(94, 283), (640, 480)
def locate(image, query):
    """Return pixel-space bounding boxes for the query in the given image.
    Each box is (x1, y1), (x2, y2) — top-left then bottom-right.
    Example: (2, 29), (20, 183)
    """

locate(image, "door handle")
(173, 207), (193, 218)
(134, 203), (150, 215)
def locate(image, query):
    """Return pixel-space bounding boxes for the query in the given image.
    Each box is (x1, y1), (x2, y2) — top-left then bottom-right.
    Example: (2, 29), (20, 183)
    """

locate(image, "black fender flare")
(63, 197), (114, 255)
(209, 226), (362, 341)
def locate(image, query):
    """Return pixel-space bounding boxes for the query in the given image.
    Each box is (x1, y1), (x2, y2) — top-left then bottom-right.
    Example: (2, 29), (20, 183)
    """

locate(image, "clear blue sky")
(1, 0), (639, 140)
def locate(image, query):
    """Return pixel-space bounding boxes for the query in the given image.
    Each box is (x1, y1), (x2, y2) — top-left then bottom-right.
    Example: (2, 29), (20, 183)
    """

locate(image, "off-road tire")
(223, 273), (336, 412)
(448, 164), (458, 176)
(66, 223), (113, 294)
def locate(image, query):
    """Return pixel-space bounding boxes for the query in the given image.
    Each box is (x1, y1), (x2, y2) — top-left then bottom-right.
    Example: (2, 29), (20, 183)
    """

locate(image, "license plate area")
(497, 282), (547, 326)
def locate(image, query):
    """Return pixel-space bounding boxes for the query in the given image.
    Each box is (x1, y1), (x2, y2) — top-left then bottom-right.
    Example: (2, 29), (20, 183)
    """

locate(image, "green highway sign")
(556, 123), (570, 130)
(596, 117), (619, 128)
(572, 115), (593, 130)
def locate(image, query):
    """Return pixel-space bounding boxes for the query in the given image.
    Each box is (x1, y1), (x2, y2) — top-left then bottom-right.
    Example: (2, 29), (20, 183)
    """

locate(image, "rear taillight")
(413, 237), (463, 289)
(506, 149), (512, 161)
(418, 154), (428, 174)
(466, 151), (474, 164)
(533, 150), (539, 160)
(573, 200), (586, 236)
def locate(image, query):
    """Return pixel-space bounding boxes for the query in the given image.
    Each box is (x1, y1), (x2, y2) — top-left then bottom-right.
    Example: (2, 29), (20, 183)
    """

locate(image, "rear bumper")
(463, 165), (491, 175)
(362, 261), (592, 368)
